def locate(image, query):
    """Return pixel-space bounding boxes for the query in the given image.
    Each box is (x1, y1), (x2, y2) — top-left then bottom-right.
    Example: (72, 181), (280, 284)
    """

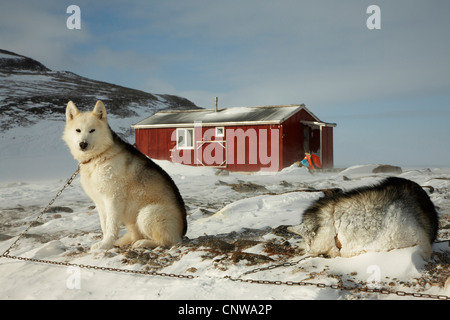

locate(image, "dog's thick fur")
(288, 177), (438, 259)
(63, 100), (187, 251)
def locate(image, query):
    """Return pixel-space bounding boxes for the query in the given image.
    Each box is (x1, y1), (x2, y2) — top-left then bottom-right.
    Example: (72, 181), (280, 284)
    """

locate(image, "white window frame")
(215, 127), (225, 138)
(176, 128), (194, 150)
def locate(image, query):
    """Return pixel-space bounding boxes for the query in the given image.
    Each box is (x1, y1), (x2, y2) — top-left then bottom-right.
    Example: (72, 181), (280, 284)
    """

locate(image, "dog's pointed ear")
(66, 101), (79, 121)
(93, 100), (107, 121)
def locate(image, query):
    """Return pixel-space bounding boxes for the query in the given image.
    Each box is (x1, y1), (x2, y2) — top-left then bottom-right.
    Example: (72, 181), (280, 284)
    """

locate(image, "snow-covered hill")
(0, 49), (197, 131)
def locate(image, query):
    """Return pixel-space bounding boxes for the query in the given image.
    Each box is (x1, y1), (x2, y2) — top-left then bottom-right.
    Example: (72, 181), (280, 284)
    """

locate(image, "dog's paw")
(90, 240), (113, 251)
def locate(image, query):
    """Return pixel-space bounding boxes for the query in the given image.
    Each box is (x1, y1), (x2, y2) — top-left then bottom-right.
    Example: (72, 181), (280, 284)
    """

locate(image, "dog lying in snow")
(288, 177), (438, 259)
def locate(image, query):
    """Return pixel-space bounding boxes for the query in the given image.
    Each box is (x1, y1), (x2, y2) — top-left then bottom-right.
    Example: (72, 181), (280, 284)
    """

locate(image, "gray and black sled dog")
(63, 100), (187, 251)
(288, 177), (438, 259)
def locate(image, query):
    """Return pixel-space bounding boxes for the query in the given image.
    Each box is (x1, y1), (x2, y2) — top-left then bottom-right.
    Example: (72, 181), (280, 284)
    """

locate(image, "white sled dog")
(288, 177), (438, 259)
(63, 100), (187, 251)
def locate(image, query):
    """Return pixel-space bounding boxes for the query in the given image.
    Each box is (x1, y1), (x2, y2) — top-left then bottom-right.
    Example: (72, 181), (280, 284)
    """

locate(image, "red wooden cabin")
(132, 104), (336, 172)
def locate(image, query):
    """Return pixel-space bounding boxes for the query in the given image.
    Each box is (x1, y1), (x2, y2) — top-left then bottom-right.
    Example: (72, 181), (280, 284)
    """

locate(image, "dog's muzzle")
(79, 141), (88, 151)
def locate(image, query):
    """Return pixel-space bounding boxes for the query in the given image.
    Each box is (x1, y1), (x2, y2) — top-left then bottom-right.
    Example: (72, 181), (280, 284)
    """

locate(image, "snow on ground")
(0, 116), (449, 300)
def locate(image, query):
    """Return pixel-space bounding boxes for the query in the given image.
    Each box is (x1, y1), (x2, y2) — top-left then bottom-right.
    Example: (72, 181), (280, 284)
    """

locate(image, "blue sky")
(1, 0), (449, 167)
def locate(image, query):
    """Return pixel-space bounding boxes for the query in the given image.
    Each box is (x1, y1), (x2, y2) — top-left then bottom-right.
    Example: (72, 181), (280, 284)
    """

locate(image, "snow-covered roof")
(132, 104), (332, 128)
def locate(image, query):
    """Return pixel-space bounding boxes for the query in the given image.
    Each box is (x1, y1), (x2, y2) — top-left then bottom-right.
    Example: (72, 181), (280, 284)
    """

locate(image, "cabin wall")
(134, 108), (334, 171)
(223, 124), (282, 172)
(135, 125), (283, 172)
(135, 128), (175, 161)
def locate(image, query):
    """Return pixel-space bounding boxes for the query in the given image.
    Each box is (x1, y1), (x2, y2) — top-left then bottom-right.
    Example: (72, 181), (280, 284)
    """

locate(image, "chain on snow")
(225, 258), (450, 300)
(2, 165), (81, 257)
(1, 167), (448, 300)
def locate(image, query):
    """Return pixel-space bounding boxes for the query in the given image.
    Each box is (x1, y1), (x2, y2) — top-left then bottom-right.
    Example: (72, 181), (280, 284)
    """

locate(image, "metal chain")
(2, 253), (195, 279)
(1, 167), (448, 299)
(1, 165), (81, 257)
(225, 257), (450, 300)
(241, 255), (312, 276)
(0, 165), (195, 280)
(224, 274), (450, 300)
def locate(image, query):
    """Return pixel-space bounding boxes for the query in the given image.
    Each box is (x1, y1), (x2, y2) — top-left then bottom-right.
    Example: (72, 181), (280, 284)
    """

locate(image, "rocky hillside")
(0, 49), (198, 131)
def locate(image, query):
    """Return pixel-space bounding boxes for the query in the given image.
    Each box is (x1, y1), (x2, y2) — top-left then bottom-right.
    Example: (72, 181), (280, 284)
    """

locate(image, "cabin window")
(176, 128), (194, 149)
(216, 127), (225, 138)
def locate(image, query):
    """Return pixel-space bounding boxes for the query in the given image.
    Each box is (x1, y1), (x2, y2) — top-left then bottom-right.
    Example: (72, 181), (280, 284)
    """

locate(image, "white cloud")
(0, 2), (92, 71)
